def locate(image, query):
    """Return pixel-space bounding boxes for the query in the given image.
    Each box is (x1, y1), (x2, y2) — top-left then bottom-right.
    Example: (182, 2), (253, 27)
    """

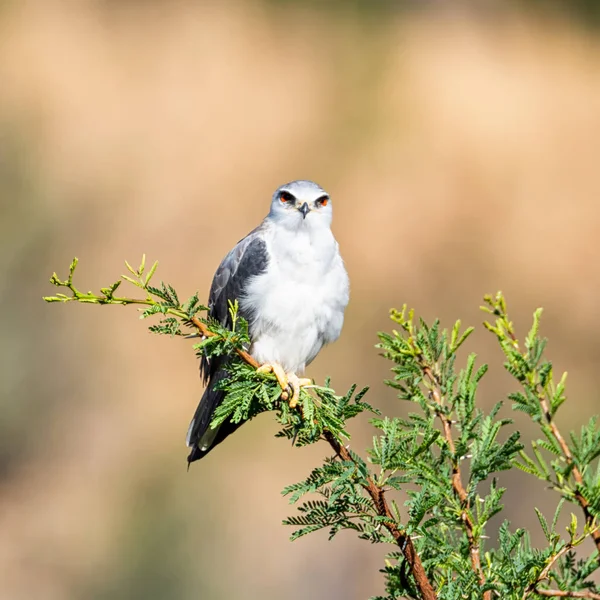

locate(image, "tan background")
(1, 1), (600, 598)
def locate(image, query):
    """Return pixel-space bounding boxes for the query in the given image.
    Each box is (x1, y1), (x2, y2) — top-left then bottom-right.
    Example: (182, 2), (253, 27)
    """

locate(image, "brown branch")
(323, 431), (437, 600)
(537, 395), (600, 554)
(504, 331), (600, 557)
(187, 316), (437, 599)
(522, 544), (573, 600)
(189, 316), (259, 368)
(533, 589), (600, 599)
(423, 365), (490, 600)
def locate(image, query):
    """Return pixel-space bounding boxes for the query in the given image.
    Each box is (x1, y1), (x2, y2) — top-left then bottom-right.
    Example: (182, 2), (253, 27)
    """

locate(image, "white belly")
(240, 226), (349, 373)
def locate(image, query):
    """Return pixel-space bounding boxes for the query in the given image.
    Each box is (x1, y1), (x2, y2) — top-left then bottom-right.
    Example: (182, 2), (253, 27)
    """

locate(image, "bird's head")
(268, 180), (332, 230)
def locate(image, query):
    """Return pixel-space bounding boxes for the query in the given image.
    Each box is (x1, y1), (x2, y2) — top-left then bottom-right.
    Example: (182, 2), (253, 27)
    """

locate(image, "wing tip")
(185, 418), (195, 448)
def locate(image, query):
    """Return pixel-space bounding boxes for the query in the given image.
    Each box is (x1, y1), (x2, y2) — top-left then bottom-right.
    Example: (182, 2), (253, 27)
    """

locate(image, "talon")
(257, 364), (313, 409)
(288, 374), (300, 409)
(257, 362), (289, 396)
(287, 374), (313, 409)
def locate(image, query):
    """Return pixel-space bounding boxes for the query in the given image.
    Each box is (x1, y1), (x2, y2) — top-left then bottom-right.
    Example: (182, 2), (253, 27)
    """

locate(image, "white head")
(268, 180), (332, 231)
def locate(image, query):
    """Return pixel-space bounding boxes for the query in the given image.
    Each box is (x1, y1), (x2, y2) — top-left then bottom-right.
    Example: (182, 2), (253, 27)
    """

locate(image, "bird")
(186, 180), (350, 464)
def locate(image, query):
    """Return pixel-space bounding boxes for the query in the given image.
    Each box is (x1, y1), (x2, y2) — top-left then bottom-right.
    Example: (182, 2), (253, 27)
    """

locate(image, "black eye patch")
(280, 191), (296, 204)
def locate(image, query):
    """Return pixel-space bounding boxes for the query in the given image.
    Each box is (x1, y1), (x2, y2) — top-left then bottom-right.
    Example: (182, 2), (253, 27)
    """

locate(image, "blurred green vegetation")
(92, 0), (600, 28)
(268, 0), (600, 28)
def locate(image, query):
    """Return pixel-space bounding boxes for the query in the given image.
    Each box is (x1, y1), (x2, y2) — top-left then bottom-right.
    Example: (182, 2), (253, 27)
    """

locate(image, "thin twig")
(522, 544), (573, 600)
(422, 365), (490, 600)
(537, 397), (600, 554)
(323, 431), (437, 600)
(533, 589), (600, 599)
(504, 331), (600, 557)
(189, 316), (259, 368)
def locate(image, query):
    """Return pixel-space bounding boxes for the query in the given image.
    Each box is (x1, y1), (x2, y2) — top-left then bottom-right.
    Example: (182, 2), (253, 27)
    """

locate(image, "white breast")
(241, 223), (349, 373)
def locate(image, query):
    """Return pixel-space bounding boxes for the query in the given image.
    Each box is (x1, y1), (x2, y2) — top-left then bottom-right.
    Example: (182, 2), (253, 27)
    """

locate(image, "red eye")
(280, 191), (295, 204)
(316, 195), (329, 207)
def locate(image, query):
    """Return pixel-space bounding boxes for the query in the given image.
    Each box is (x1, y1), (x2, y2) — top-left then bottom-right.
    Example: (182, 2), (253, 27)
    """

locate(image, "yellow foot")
(257, 362), (289, 400)
(287, 374), (313, 409)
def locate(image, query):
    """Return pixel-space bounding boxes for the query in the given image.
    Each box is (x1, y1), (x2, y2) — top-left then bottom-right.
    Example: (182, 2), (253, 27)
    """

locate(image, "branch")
(44, 258), (265, 378)
(483, 293), (600, 557)
(535, 397), (600, 555)
(422, 364), (490, 600)
(323, 431), (437, 600)
(522, 543), (573, 600)
(189, 316), (259, 369)
(533, 589), (600, 599)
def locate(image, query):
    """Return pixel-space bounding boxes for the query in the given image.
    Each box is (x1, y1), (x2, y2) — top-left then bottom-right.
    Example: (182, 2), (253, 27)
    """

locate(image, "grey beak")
(299, 202), (310, 219)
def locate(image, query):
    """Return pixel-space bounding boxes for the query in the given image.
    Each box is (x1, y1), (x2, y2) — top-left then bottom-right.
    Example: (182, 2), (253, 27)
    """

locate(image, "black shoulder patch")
(200, 233), (269, 383)
(208, 235), (268, 326)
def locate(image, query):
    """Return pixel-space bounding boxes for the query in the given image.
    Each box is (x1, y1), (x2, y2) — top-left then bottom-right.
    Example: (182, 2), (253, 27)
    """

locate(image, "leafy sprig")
(44, 255), (207, 335)
(483, 292), (600, 559)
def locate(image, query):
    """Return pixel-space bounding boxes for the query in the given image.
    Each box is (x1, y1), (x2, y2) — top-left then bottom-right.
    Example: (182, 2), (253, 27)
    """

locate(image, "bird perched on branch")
(186, 180), (349, 464)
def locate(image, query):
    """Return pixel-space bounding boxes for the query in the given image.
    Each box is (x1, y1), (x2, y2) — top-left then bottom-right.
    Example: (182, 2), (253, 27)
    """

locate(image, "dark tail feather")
(186, 369), (245, 466)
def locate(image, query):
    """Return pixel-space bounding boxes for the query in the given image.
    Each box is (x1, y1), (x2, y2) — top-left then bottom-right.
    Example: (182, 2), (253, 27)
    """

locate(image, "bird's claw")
(257, 362), (289, 399)
(257, 363), (312, 409)
(287, 373), (313, 409)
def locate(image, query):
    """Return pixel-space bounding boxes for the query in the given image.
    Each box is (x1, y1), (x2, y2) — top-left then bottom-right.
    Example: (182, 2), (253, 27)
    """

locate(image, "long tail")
(185, 369), (244, 465)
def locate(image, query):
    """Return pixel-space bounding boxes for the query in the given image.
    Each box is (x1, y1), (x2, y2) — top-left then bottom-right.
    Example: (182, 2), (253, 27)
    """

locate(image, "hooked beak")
(298, 202), (310, 219)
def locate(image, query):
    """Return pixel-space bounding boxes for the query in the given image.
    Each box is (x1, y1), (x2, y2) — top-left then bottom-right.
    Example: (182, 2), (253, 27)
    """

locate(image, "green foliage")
(483, 293), (600, 528)
(45, 261), (600, 599)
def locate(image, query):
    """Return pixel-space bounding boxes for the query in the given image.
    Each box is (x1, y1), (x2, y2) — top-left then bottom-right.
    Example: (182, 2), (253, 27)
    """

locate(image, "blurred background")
(2, 1), (600, 598)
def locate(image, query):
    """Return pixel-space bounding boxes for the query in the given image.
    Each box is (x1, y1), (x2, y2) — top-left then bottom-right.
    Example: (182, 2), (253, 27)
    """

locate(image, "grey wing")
(200, 226), (269, 383)
(186, 226), (269, 463)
